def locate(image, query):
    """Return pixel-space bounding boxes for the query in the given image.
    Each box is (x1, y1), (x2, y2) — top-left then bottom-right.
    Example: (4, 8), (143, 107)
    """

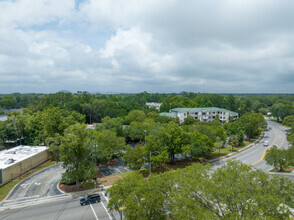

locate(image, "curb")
(56, 180), (67, 195)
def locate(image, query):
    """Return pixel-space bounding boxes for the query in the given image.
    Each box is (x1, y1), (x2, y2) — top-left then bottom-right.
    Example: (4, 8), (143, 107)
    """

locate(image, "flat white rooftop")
(0, 145), (48, 169)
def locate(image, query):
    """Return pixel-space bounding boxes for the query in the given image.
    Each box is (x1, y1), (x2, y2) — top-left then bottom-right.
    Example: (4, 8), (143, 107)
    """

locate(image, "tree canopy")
(108, 160), (294, 219)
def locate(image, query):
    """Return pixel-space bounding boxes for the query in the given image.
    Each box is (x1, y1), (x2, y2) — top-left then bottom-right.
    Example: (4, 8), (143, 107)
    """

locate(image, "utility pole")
(94, 139), (98, 189)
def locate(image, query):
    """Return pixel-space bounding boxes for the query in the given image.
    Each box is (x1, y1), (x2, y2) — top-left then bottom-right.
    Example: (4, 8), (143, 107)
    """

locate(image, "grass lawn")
(0, 180), (21, 202)
(205, 138), (256, 161)
(270, 118), (283, 124)
(0, 160), (57, 202)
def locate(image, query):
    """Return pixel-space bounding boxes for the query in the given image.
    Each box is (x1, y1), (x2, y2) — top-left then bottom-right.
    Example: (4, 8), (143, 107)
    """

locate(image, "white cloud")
(1, 0), (294, 93)
(0, 0), (75, 28)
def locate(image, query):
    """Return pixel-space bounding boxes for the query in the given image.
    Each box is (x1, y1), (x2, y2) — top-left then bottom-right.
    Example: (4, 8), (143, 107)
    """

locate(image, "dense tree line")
(1, 92), (294, 123)
(108, 160), (294, 219)
(0, 104), (266, 177)
(0, 93), (43, 113)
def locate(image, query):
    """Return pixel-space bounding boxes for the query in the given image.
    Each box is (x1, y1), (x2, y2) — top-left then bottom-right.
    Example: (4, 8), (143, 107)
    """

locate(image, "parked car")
(80, 194), (101, 206)
(263, 141), (269, 146)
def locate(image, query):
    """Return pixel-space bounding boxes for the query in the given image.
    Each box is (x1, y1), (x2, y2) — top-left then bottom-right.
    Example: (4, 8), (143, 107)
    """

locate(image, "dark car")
(80, 194), (101, 206)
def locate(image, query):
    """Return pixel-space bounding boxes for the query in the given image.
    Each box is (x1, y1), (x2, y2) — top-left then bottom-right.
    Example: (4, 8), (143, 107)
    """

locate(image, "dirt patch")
(59, 173), (124, 193)
(98, 175), (123, 187)
(97, 158), (118, 166)
(59, 182), (95, 193)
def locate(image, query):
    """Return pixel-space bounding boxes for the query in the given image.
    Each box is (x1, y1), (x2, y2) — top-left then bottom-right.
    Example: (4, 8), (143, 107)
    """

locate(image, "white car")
(263, 141), (269, 146)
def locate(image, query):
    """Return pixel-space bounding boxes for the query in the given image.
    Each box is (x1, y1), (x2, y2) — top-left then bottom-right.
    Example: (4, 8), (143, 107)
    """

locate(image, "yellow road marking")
(250, 128), (278, 166)
(37, 175), (54, 195)
(277, 129), (285, 149)
(250, 126), (285, 166)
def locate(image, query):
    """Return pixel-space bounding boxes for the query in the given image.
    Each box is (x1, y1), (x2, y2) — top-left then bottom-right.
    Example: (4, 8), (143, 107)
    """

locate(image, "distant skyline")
(1, 0), (294, 94)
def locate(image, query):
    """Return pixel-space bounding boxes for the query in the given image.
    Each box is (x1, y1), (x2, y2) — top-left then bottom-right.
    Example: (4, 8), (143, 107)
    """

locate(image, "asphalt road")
(0, 192), (120, 220)
(2, 163), (65, 206)
(212, 120), (290, 171)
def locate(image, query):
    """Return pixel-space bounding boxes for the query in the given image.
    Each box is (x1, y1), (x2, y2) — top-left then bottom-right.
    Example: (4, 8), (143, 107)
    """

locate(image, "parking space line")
(90, 204), (99, 220)
(115, 168), (122, 173)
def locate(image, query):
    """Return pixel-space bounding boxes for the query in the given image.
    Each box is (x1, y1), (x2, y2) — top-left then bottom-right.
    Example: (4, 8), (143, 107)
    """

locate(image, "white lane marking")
(101, 190), (109, 203)
(90, 204), (99, 220)
(21, 183), (30, 188)
(101, 201), (112, 220)
(115, 168), (122, 173)
(0, 195), (71, 211)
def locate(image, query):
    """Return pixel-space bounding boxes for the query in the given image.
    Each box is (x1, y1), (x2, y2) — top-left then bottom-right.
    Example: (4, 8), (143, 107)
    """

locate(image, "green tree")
(271, 103), (293, 122)
(59, 123), (96, 186)
(183, 129), (213, 159)
(228, 135), (238, 152)
(99, 116), (124, 136)
(182, 115), (196, 125)
(239, 113), (266, 140)
(125, 110), (146, 124)
(108, 172), (173, 220)
(225, 121), (244, 146)
(94, 130), (126, 163)
(108, 160), (294, 219)
(123, 146), (145, 170)
(265, 145), (289, 171)
(283, 115), (294, 127)
(145, 134), (169, 168)
(171, 160), (294, 219)
(160, 122), (186, 162)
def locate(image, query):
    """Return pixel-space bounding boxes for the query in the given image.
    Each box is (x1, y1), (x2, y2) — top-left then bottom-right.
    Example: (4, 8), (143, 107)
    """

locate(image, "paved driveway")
(1, 163), (65, 208)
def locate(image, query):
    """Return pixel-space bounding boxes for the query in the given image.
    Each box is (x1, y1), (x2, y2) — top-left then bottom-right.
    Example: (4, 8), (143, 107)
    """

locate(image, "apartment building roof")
(159, 112), (178, 118)
(170, 107), (238, 116)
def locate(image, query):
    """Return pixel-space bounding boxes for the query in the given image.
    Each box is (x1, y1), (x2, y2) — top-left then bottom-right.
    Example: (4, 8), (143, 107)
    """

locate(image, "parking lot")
(99, 158), (131, 176)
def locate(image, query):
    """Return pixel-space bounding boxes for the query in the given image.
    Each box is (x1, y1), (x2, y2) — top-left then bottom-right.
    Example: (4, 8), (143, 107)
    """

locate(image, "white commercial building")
(0, 145), (49, 185)
(146, 102), (162, 110)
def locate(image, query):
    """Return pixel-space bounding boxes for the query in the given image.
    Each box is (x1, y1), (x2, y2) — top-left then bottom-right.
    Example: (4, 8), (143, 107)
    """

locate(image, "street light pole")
(94, 139), (98, 189)
(149, 151), (151, 175)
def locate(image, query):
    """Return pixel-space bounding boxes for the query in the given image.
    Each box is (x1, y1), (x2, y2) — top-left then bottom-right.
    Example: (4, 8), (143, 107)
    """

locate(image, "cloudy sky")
(0, 0), (294, 94)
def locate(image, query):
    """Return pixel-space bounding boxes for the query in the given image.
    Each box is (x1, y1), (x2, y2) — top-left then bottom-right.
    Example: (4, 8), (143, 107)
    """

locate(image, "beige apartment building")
(160, 107), (238, 124)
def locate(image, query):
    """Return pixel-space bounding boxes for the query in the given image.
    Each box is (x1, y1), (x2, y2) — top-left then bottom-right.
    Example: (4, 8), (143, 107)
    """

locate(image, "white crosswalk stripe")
(0, 194), (71, 211)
